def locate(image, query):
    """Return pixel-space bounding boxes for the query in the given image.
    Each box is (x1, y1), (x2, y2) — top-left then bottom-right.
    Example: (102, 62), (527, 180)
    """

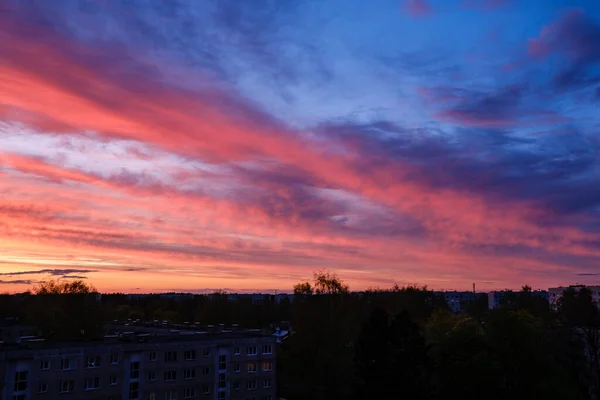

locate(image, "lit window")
(87, 355), (102, 368)
(261, 361), (272, 371)
(247, 363), (257, 373)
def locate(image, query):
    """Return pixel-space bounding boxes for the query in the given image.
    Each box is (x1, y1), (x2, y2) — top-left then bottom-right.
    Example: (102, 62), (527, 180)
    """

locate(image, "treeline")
(281, 274), (600, 400)
(1, 275), (599, 399)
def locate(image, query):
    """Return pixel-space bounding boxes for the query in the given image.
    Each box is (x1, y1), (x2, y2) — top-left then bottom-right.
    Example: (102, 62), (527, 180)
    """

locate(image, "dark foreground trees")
(277, 278), (597, 400)
(24, 279), (102, 340)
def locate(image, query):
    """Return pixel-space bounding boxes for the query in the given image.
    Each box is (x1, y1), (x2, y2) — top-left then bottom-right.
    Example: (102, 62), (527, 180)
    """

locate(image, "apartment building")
(548, 285), (600, 310)
(487, 290), (549, 310)
(1, 330), (276, 400)
(435, 291), (479, 313)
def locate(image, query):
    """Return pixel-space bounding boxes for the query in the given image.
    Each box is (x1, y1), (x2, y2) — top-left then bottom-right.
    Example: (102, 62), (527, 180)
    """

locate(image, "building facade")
(549, 285), (600, 310)
(1, 331), (276, 400)
(436, 291), (479, 313)
(487, 290), (549, 310)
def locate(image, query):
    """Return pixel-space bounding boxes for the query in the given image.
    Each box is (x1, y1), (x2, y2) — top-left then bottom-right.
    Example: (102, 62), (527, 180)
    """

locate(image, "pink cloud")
(527, 8), (600, 62)
(1, 13), (599, 293)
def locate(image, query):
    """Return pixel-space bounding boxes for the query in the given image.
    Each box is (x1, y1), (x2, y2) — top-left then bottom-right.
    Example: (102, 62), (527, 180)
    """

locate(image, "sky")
(1, 0), (600, 293)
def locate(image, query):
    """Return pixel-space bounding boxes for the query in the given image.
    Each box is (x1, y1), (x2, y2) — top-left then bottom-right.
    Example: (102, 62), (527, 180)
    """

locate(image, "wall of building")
(1, 334), (276, 400)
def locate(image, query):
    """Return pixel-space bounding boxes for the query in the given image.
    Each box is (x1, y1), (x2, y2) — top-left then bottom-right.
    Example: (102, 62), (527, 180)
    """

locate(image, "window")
(13, 395), (25, 400)
(262, 345), (272, 355)
(165, 351), (178, 362)
(246, 346), (257, 356)
(218, 392), (225, 400)
(85, 377), (100, 390)
(218, 355), (227, 370)
(111, 353), (119, 364)
(184, 387), (196, 398)
(203, 349), (210, 357)
(184, 368), (195, 380)
(87, 355), (101, 368)
(149, 351), (157, 361)
(166, 390), (178, 400)
(40, 360), (50, 370)
(246, 379), (257, 390)
(233, 381), (240, 391)
(201, 385), (209, 394)
(234, 346), (240, 355)
(218, 373), (226, 389)
(39, 382), (48, 393)
(61, 358), (76, 370)
(164, 371), (177, 382)
(202, 367), (210, 375)
(184, 350), (196, 361)
(59, 380), (75, 393)
(148, 371), (156, 381)
(263, 378), (272, 388)
(234, 363), (240, 372)
(261, 361), (272, 371)
(110, 375), (118, 386)
(130, 362), (140, 379)
(129, 382), (139, 399)
(14, 371), (27, 391)
(247, 363), (257, 373)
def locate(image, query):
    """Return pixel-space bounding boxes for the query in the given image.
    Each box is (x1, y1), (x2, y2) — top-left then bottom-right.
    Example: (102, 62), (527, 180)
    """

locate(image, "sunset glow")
(1, 1), (600, 293)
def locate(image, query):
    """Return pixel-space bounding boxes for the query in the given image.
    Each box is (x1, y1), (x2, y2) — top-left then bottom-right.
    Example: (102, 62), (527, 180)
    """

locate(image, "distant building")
(548, 285), (600, 310)
(488, 290), (549, 310)
(435, 291), (479, 313)
(273, 294), (293, 305)
(1, 328), (276, 400)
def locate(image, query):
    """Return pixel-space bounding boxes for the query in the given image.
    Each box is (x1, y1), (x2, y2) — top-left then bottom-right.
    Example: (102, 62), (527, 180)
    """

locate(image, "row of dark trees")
(1, 275), (599, 399)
